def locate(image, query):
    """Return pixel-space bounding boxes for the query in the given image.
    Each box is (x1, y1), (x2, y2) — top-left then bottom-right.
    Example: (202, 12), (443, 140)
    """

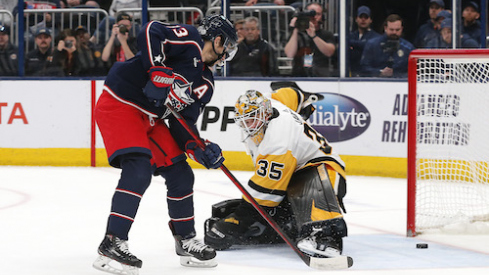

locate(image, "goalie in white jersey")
(204, 83), (348, 259)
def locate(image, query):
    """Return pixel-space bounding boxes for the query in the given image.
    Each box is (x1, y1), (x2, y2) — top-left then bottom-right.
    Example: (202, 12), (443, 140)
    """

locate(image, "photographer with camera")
(284, 2), (336, 77)
(360, 14), (414, 78)
(53, 28), (81, 76)
(101, 12), (137, 69)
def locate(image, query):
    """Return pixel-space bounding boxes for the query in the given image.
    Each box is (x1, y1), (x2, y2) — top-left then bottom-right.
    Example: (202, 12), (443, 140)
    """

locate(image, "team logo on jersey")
(162, 73), (194, 118)
(307, 93), (371, 142)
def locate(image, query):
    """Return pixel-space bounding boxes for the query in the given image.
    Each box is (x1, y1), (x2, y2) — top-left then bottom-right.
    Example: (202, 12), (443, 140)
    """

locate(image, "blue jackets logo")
(308, 93), (370, 142)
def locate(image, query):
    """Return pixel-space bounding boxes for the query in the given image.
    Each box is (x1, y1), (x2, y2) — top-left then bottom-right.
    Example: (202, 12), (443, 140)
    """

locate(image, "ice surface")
(1, 166), (488, 275)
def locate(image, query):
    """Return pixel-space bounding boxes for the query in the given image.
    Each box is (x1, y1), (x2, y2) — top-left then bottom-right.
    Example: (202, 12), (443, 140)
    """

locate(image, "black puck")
(416, 243), (428, 249)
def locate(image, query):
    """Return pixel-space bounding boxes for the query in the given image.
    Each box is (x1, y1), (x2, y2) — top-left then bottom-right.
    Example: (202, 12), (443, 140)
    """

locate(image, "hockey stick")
(166, 103), (353, 270)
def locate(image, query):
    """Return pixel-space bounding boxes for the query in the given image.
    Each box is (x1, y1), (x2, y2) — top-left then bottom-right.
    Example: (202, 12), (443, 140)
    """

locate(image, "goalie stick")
(165, 103), (353, 270)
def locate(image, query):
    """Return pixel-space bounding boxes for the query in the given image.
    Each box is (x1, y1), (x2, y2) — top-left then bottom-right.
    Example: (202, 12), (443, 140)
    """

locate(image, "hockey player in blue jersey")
(93, 15), (238, 274)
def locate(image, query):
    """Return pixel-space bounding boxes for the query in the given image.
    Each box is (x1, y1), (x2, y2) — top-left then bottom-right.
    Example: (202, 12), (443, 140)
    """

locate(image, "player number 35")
(256, 160), (284, 180)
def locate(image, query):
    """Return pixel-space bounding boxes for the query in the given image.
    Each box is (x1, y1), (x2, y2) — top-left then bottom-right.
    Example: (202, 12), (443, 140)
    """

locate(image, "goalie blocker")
(204, 164), (347, 256)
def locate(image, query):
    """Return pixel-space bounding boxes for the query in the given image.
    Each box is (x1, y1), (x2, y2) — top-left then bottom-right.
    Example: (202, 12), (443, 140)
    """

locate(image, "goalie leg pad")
(287, 164), (344, 227)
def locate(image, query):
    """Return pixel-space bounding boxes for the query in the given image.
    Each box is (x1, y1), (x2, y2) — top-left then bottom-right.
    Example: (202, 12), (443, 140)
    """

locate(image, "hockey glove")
(185, 139), (224, 169)
(143, 66), (175, 107)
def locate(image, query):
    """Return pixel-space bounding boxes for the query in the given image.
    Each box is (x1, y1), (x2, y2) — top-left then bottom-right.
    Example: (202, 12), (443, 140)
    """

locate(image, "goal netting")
(407, 49), (489, 236)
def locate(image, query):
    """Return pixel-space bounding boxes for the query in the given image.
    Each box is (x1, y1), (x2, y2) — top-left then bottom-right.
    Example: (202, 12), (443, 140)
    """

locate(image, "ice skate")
(93, 234), (142, 275)
(297, 230), (342, 258)
(174, 235), (217, 268)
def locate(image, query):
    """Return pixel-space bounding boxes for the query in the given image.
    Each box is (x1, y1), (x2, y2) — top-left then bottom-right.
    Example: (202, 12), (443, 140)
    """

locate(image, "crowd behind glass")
(0, 0), (485, 78)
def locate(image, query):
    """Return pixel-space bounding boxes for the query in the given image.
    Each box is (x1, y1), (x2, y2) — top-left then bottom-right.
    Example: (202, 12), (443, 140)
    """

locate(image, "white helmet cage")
(234, 90), (273, 138)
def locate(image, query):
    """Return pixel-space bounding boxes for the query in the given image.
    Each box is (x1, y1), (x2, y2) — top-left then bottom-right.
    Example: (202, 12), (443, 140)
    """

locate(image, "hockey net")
(407, 49), (489, 236)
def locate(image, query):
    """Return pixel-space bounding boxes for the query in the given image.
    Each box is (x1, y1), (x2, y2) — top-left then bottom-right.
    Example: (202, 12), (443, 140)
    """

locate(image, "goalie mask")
(234, 90), (272, 145)
(198, 14), (238, 66)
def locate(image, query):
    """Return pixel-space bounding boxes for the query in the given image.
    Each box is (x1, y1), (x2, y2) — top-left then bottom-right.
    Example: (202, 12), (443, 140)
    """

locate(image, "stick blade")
(307, 255), (353, 270)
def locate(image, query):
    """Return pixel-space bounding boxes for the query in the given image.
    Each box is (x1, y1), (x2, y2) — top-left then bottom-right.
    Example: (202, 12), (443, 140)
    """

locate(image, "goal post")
(407, 49), (489, 237)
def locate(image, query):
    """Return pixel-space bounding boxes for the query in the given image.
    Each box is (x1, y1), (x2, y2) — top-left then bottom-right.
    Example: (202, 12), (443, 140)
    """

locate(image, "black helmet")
(198, 14), (238, 63)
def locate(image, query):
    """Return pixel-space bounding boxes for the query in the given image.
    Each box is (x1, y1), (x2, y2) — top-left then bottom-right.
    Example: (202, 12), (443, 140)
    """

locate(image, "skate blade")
(180, 256), (218, 268)
(93, 255), (140, 275)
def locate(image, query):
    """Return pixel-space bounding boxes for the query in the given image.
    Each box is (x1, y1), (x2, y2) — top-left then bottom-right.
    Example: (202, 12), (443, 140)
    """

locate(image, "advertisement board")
(0, 79), (408, 177)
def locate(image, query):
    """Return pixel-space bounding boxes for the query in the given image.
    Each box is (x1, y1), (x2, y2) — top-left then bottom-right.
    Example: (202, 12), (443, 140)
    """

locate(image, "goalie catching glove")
(144, 66), (194, 110)
(186, 139), (224, 169)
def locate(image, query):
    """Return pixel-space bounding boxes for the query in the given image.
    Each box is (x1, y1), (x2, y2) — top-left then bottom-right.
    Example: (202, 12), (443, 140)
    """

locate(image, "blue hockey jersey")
(102, 20), (215, 147)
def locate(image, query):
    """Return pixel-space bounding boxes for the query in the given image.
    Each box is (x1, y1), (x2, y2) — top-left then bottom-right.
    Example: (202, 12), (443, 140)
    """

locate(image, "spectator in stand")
(25, 28), (64, 76)
(90, 1), (143, 45)
(13, 0), (61, 50)
(101, 12), (137, 68)
(424, 10), (451, 48)
(284, 2), (336, 77)
(360, 14), (415, 78)
(230, 16), (278, 76)
(74, 25), (107, 76)
(438, 18), (454, 48)
(61, 0), (100, 8)
(413, 0), (445, 48)
(462, 1), (481, 47)
(426, 17), (479, 49)
(349, 5), (380, 77)
(433, 10), (452, 31)
(53, 28), (81, 76)
(234, 19), (246, 44)
(0, 24), (18, 76)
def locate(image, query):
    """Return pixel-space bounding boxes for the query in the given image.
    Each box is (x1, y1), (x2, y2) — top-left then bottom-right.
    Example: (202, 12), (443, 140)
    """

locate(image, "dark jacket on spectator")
(77, 43), (107, 76)
(230, 38), (278, 77)
(25, 46), (64, 76)
(462, 20), (481, 47)
(349, 28), (380, 77)
(360, 34), (415, 78)
(0, 43), (18, 76)
(413, 20), (439, 48)
(425, 33), (479, 49)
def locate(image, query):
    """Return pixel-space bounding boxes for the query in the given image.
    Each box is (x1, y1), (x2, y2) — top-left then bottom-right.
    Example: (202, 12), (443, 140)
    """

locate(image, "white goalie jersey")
(242, 99), (346, 208)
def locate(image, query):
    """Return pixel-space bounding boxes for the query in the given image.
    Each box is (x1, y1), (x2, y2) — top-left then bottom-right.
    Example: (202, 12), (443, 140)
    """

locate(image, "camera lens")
(65, 40), (73, 48)
(118, 25), (127, 35)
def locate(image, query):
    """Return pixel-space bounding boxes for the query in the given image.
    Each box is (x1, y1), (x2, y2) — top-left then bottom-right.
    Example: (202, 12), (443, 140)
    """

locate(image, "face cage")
(234, 107), (267, 138)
